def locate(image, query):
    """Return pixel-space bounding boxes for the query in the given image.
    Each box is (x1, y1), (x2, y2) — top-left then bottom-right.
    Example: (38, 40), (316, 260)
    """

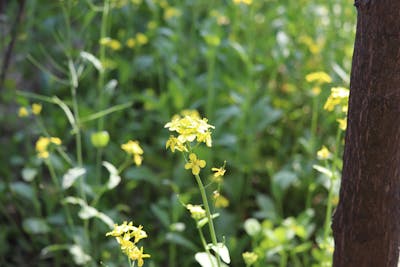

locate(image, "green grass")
(1, 0), (355, 266)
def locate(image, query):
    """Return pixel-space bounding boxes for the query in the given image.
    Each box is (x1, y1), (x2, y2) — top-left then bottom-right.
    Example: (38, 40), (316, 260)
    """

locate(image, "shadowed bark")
(332, 1), (400, 266)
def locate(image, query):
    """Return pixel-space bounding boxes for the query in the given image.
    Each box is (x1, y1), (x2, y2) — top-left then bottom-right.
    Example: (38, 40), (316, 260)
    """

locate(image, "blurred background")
(0, 0), (355, 266)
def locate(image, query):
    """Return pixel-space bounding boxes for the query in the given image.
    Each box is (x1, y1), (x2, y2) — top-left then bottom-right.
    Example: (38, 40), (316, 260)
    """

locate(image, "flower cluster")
(317, 146), (332, 160)
(106, 221), (150, 267)
(165, 110), (215, 151)
(121, 140), (143, 166)
(324, 86), (349, 130)
(35, 136), (62, 159)
(305, 71), (332, 96)
(186, 204), (206, 220)
(18, 103), (42, 117)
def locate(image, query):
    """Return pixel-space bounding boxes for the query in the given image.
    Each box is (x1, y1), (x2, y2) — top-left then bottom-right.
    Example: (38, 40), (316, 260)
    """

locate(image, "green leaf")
(313, 164), (333, 178)
(69, 244), (91, 266)
(210, 243), (231, 264)
(102, 161), (121, 189)
(80, 51), (103, 72)
(23, 217), (50, 234)
(254, 194), (277, 220)
(11, 182), (35, 201)
(62, 167), (86, 189)
(21, 167), (38, 182)
(197, 213), (220, 228)
(194, 252), (229, 267)
(165, 232), (198, 251)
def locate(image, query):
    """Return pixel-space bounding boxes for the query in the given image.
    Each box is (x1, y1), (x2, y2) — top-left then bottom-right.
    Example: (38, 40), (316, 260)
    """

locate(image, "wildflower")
(212, 165), (226, 178)
(213, 191), (229, 208)
(35, 136), (62, 159)
(166, 135), (188, 152)
(100, 37), (122, 50)
(164, 7), (181, 20)
(185, 153), (206, 175)
(121, 140), (143, 166)
(18, 107), (29, 117)
(317, 146), (332, 160)
(337, 118), (347, 131)
(305, 71), (332, 84)
(242, 251), (258, 266)
(324, 87), (349, 112)
(186, 204), (206, 220)
(106, 221), (150, 267)
(164, 111), (215, 147)
(126, 38), (136, 48)
(31, 103), (42, 115)
(233, 0), (252, 5)
(135, 33), (148, 46)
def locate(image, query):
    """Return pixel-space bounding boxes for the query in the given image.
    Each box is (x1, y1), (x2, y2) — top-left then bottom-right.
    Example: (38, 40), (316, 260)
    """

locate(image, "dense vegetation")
(1, 0), (355, 266)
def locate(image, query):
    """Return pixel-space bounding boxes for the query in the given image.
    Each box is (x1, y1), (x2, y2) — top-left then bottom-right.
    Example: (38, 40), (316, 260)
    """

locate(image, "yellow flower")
(127, 246), (150, 267)
(233, 0), (252, 5)
(185, 153), (206, 175)
(166, 135), (188, 152)
(164, 111), (214, 147)
(317, 146), (332, 160)
(337, 118), (347, 131)
(18, 107), (29, 117)
(305, 71), (332, 84)
(242, 251), (258, 266)
(126, 38), (136, 48)
(121, 140), (144, 166)
(212, 165), (226, 178)
(135, 33), (148, 46)
(164, 7), (181, 20)
(324, 87), (349, 112)
(213, 191), (229, 208)
(186, 204), (206, 220)
(32, 103), (42, 115)
(35, 136), (62, 159)
(100, 37), (122, 50)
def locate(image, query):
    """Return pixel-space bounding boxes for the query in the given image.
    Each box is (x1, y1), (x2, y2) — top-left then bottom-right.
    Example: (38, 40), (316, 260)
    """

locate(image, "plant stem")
(194, 174), (221, 267)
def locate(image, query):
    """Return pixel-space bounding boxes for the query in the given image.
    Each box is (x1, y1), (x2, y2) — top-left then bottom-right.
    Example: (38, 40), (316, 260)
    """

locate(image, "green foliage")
(0, 0), (354, 266)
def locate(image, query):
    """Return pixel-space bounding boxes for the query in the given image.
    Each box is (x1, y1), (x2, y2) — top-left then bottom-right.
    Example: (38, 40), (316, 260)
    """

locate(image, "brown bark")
(332, 1), (400, 266)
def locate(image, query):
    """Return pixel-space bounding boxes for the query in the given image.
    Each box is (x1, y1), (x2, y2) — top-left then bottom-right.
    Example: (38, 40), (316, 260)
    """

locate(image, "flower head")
(213, 191), (229, 208)
(317, 146), (332, 160)
(18, 107), (29, 117)
(324, 87), (349, 112)
(35, 136), (62, 159)
(242, 251), (258, 266)
(186, 204), (206, 220)
(106, 221), (150, 267)
(32, 103), (42, 115)
(121, 140), (143, 166)
(184, 153), (206, 175)
(305, 71), (332, 84)
(337, 118), (347, 131)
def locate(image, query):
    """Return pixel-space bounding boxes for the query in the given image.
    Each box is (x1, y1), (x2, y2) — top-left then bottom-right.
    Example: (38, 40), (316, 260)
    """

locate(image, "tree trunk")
(332, 1), (400, 266)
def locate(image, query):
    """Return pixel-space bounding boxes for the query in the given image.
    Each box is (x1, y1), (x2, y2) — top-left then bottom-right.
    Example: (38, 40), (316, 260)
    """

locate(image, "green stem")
(46, 160), (74, 230)
(194, 174), (221, 267)
(323, 128), (342, 241)
(197, 226), (215, 266)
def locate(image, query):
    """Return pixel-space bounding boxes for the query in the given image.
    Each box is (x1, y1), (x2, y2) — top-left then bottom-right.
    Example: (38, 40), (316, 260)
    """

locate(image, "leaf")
(272, 169), (298, 191)
(313, 164), (333, 178)
(78, 205), (98, 219)
(23, 217), (50, 234)
(62, 167), (86, 189)
(210, 243), (231, 264)
(195, 252), (229, 267)
(102, 161), (121, 189)
(69, 244), (91, 265)
(254, 194), (277, 220)
(11, 182), (35, 201)
(197, 213), (220, 228)
(80, 51), (103, 72)
(21, 167), (37, 182)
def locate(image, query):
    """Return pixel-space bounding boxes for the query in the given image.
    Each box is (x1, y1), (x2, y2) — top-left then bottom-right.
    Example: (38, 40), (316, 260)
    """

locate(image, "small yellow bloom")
(213, 191), (229, 208)
(184, 153), (206, 175)
(305, 71), (332, 84)
(100, 37), (122, 50)
(166, 135), (187, 152)
(324, 87), (349, 112)
(128, 246), (150, 267)
(337, 118), (347, 131)
(233, 0), (252, 5)
(317, 146), (332, 160)
(135, 33), (148, 46)
(186, 204), (206, 220)
(212, 165), (226, 178)
(32, 103), (42, 115)
(164, 7), (181, 20)
(18, 107), (29, 117)
(242, 251), (258, 266)
(35, 136), (62, 159)
(126, 38), (136, 48)
(121, 140), (144, 166)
